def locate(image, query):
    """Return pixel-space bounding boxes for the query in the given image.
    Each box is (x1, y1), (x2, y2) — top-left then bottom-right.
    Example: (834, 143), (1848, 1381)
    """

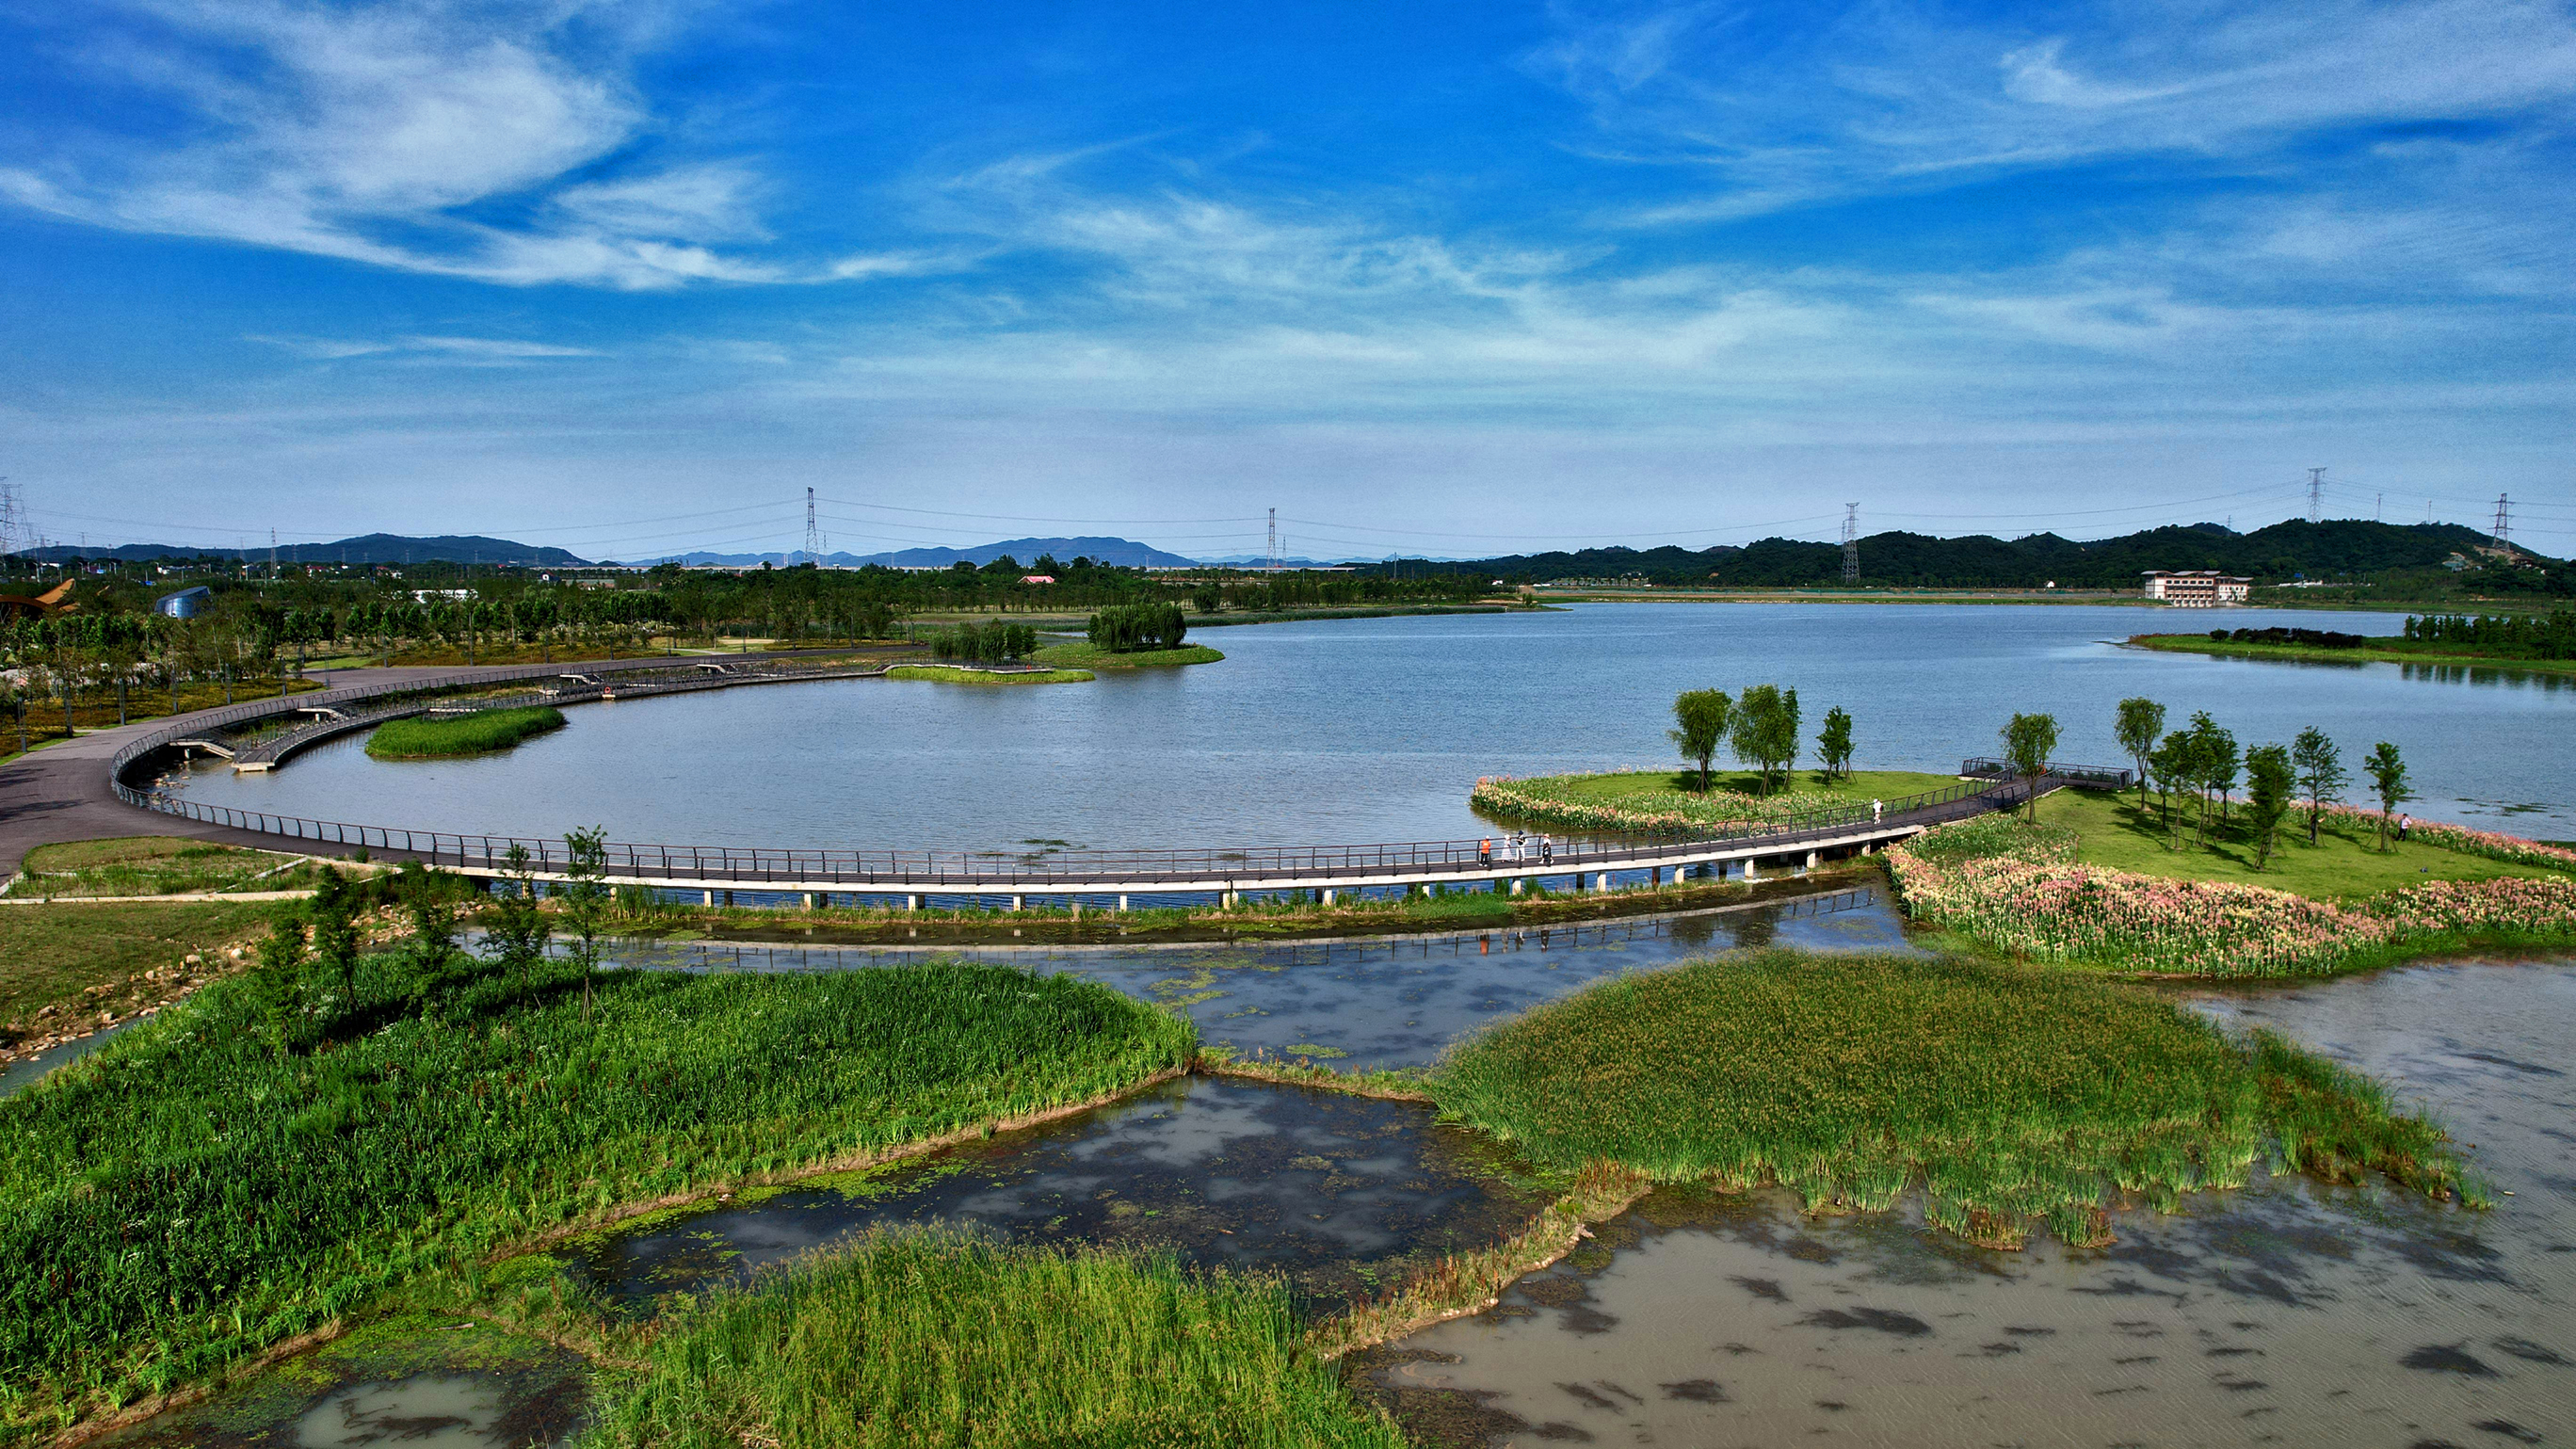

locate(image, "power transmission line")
(803, 488), (826, 567)
(1265, 508), (1280, 572)
(2492, 494), (2511, 552)
(2308, 468), (2326, 524)
(1841, 503), (1860, 585)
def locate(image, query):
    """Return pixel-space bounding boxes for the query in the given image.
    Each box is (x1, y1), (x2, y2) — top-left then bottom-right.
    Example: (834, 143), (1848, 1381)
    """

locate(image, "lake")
(168, 603), (2576, 850)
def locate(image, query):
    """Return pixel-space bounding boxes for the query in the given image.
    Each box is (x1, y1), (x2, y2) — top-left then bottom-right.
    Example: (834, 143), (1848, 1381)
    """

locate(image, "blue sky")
(2, 0), (2571, 561)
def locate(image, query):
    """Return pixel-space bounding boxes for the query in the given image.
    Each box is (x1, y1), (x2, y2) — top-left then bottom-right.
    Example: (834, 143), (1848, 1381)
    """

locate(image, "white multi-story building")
(2141, 571), (2251, 606)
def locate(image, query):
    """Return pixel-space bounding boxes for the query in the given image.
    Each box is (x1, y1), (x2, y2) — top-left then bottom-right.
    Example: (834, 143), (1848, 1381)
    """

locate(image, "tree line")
(2403, 609), (2576, 660)
(1087, 604), (1188, 652)
(2110, 697), (2411, 866)
(1668, 686), (1856, 795)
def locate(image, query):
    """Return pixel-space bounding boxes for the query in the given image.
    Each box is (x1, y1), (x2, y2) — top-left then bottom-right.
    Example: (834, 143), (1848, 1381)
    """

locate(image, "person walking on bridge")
(1872, 798), (1883, 824)
(1479, 837), (1491, 868)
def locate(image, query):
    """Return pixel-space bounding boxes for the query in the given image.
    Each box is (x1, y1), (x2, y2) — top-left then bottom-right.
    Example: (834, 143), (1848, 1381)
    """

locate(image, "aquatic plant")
(0, 955), (1193, 1437)
(1888, 814), (2576, 975)
(365, 705), (566, 759)
(1472, 774), (1854, 834)
(577, 1229), (1407, 1449)
(1425, 951), (2475, 1251)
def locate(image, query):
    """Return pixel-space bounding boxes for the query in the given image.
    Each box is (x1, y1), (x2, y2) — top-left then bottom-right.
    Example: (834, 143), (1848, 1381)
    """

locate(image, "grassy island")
(1474, 766), (1959, 834)
(0, 952), (1189, 1437)
(1033, 639), (1225, 669)
(886, 664), (1093, 685)
(583, 1231), (1406, 1449)
(1422, 951), (2477, 1250)
(365, 705), (567, 759)
(1890, 799), (2576, 976)
(2129, 629), (2576, 678)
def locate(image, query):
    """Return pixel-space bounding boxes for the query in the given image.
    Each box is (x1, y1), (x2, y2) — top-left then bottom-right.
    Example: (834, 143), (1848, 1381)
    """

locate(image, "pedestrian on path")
(1872, 798), (1883, 823)
(1479, 837), (1491, 868)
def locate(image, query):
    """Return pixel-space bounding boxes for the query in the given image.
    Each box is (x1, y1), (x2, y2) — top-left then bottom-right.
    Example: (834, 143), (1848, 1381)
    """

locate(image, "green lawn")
(13, 837), (318, 898)
(886, 665), (1093, 685)
(1031, 640), (1225, 669)
(2040, 786), (2563, 900)
(1426, 950), (2474, 1249)
(0, 899), (282, 1046)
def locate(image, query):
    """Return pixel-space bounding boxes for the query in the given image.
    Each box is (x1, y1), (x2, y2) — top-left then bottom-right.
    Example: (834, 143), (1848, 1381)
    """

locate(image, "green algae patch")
(1425, 950), (2477, 1249)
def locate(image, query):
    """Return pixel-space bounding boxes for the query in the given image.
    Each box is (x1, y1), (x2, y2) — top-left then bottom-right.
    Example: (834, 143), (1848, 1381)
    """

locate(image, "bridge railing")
(1958, 758), (2133, 791)
(111, 768), (2019, 885)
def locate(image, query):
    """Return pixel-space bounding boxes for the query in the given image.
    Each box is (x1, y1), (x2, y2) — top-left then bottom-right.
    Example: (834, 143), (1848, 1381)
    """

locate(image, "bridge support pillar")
(702, 890), (716, 907)
(1508, 878), (1522, 895)
(1009, 894), (1024, 912)
(1806, 850), (1819, 872)
(904, 894), (922, 911)
(1320, 888), (1335, 907)
(1117, 894), (1129, 911)
(1743, 860), (1759, 882)
(1592, 872), (1612, 893)
(802, 893), (817, 910)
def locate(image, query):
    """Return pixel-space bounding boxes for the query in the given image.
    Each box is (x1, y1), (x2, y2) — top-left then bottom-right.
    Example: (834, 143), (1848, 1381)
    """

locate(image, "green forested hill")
(1391, 520), (2542, 589)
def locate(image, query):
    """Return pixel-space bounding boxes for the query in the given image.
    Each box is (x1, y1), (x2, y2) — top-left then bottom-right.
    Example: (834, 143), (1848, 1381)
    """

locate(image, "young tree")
(2182, 711), (2239, 844)
(2364, 741), (2412, 852)
(479, 842), (553, 987)
(2244, 742), (2294, 871)
(2148, 733), (2191, 849)
(1668, 688), (1732, 793)
(1730, 684), (1801, 796)
(2002, 713), (2061, 820)
(252, 915), (309, 1056)
(310, 867), (361, 1006)
(2290, 727), (2348, 845)
(1815, 706), (1855, 782)
(2114, 697), (2165, 805)
(560, 826), (612, 1018)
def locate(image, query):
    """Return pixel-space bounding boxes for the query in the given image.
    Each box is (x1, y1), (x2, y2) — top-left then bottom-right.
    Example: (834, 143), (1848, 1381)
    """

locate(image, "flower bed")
(2310, 802), (2576, 870)
(1471, 774), (1847, 834)
(1888, 817), (2576, 976)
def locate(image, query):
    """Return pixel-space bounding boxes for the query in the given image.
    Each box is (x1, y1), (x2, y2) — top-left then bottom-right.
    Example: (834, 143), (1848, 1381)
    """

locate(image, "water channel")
(166, 604), (2576, 847)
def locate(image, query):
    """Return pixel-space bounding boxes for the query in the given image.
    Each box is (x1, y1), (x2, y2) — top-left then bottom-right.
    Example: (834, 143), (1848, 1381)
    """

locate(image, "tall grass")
(577, 1230), (1407, 1449)
(0, 954), (1192, 1436)
(365, 705), (567, 758)
(1425, 951), (2475, 1249)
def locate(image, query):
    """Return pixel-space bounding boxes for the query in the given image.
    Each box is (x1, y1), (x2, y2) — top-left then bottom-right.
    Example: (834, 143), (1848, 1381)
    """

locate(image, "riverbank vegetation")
(926, 620), (1038, 663)
(1474, 767), (1957, 834)
(365, 705), (567, 759)
(2130, 611), (2576, 676)
(1424, 950), (2479, 1250)
(1889, 809), (2576, 975)
(1033, 638), (1225, 668)
(578, 1230), (1407, 1449)
(0, 949), (1191, 1438)
(885, 664), (1093, 685)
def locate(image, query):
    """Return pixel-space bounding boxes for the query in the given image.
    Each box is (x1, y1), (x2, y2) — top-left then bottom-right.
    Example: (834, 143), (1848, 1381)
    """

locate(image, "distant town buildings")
(2140, 571), (2251, 606)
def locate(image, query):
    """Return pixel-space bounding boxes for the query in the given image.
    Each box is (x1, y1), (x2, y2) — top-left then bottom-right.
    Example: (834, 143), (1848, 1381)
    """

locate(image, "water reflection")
(562, 1075), (1548, 1317)
(99, 1331), (591, 1449)
(1365, 959), (2576, 1447)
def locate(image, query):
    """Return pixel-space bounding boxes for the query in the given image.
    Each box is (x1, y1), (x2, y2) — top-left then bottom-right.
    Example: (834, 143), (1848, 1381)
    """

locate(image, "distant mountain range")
(628, 536), (1206, 570)
(22, 533), (588, 567)
(1358, 520), (2541, 588)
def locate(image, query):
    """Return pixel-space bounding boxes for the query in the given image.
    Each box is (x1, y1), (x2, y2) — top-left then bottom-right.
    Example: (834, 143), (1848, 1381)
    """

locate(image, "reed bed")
(0, 955), (1192, 1437)
(365, 705), (567, 759)
(1889, 814), (2576, 975)
(1425, 951), (2475, 1250)
(575, 1229), (1407, 1449)
(1472, 773), (1849, 834)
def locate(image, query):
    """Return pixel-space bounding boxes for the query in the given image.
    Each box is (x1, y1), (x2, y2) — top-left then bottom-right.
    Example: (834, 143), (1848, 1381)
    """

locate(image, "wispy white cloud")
(247, 332), (603, 362)
(0, 0), (942, 288)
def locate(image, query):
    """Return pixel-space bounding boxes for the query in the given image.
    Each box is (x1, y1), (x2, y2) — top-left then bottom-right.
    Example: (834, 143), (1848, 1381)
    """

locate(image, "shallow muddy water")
(563, 1074), (1549, 1315)
(98, 1320), (591, 1449)
(590, 885), (1910, 1071)
(1365, 958), (2576, 1447)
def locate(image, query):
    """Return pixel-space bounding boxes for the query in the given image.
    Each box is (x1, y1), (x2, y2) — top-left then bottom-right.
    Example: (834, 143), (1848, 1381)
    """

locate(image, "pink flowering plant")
(1473, 773), (1849, 835)
(1889, 813), (2576, 977)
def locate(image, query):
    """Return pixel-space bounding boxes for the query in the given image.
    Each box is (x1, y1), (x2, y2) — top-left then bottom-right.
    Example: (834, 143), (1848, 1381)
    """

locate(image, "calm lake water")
(169, 604), (2576, 851)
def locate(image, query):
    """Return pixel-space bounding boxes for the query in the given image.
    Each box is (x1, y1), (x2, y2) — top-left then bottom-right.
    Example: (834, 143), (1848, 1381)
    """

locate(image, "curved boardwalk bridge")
(97, 658), (2129, 909)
